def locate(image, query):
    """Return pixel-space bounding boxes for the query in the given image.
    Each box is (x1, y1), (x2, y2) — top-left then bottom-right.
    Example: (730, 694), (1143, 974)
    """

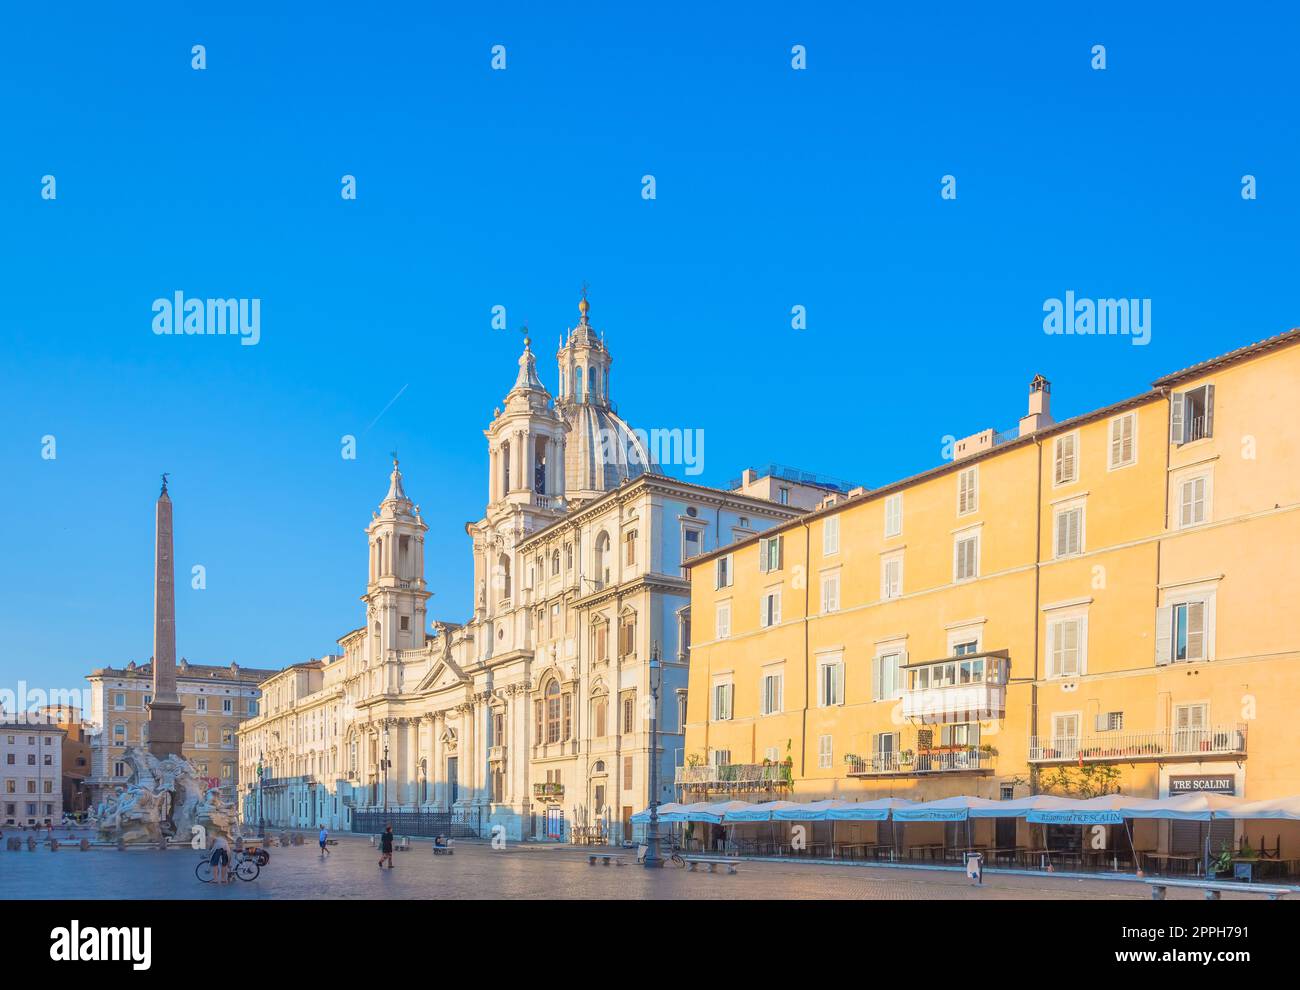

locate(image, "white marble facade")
(238, 299), (801, 840)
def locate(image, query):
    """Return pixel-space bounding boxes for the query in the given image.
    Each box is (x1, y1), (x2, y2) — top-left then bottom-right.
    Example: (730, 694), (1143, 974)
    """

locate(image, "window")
(624, 530), (637, 567)
(1053, 503), (1084, 557)
(222, 698), (233, 714)
(823, 516), (840, 555)
(618, 611), (637, 657)
(1053, 433), (1078, 485)
(1178, 474), (1210, 527)
(1109, 413), (1137, 468)
(563, 692), (572, 740)
(760, 670), (784, 715)
(196, 697), (207, 713)
(884, 493), (903, 538)
(564, 543), (573, 571)
(881, 554), (903, 600)
(778, 486), (790, 505)
(247, 699), (258, 716)
(818, 735), (833, 769)
(715, 602), (731, 639)
(712, 681), (733, 721)
(399, 615), (410, 631)
(954, 531), (979, 581)
(1048, 615), (1087, 678)
(683, 527), (701, 561)
(715, 555), (732, 588)
(821, 571), (840, 613)
(1052, 713), (1080, 756)
(1095, 711), (1124, 732)
(1173, 703), (1209, 753)
(113, 693), (125, 709)
(818, 657), (844, 707)
(593, 698), (607, 737)
(1158, 600), (1208, 664)
(622, 695), (635, 734)
(760, 589), (782, 628)
(545, 682), (562, 744)
(758, 535), (783, 573)
(957, 466), (979, 515)
(623, 756), (634, 790)
(1170, 384), (1214, 445)
(871, 652), (902, 702)
(952, 639), (979, 657)
(940, 722), (980, 747)
(593, 620), (609, 663)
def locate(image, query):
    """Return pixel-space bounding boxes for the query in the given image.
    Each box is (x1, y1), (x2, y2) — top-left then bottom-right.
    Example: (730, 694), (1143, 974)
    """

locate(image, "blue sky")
(2, 2), (1297, 693)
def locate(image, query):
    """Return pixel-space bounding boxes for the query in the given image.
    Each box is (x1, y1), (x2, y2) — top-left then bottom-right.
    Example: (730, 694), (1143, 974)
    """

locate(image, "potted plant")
(899, 749), (915, 765)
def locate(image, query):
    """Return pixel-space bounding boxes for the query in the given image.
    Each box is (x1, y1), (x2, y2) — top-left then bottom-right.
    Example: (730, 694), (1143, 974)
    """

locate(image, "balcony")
(675, 762), (793, 793)
(1028, 725), (1247, 764)
(900, 650), (1009, 724)
(846, 748), (995, 777)
(533, 782), (564, 801)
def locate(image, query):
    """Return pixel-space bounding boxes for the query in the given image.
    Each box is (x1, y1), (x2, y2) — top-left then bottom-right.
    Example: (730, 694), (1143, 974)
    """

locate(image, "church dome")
(562, 401), (657, 498)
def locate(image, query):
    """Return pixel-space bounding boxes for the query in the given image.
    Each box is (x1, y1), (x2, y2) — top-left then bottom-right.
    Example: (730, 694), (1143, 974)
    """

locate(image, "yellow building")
(683, 328), (1300, 859)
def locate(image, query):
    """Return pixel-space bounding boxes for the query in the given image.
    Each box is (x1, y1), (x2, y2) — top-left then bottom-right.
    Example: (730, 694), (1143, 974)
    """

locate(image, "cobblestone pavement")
(0, 833), (1282, 900)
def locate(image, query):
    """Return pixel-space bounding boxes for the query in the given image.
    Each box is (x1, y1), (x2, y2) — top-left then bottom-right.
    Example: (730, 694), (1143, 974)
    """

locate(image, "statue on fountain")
(92, 746), (238, 845)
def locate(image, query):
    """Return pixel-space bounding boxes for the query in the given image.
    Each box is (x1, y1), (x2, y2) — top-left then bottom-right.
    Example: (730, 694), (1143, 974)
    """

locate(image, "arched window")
(619, 608), (637, 658)
(622, 694), (635, 734)
(551, 550), (561, 575)
(545, 680), (562, 744)
(575, 367), (584, 401)
(498, 553), (512, 599)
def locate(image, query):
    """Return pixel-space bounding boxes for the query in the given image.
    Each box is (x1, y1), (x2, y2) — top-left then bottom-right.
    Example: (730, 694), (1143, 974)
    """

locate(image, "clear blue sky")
(2, 2), (1297, 694)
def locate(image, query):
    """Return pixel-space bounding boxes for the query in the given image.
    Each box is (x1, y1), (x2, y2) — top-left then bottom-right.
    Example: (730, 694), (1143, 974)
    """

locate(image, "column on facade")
(431, 713), (444, 808)
(406, 717), (420, 807)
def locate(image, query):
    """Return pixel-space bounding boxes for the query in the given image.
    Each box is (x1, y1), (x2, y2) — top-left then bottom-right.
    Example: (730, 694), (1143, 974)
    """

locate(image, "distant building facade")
(1, 712), (65, 826)
(85, 660), (277, 807)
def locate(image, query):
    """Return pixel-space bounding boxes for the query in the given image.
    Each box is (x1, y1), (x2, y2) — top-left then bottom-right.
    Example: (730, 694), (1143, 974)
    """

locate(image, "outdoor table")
(1017, 848), (1051, 870)
(986, 847), (1017, 866)
(907, 843), (944, 861)
(837, 843), (870, 861)
(1143, 852), (1202, 876)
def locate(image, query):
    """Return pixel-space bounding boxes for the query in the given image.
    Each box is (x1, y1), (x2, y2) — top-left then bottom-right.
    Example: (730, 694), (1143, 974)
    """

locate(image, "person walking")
(319, 825), (330, 858)
(378, 824), (394, 869)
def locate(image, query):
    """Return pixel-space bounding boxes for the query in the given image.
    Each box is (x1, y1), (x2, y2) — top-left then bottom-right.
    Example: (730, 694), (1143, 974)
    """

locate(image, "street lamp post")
(382, 725), (391, 817)
(261, 748), (269, 831)
(643, 643), (662, 869)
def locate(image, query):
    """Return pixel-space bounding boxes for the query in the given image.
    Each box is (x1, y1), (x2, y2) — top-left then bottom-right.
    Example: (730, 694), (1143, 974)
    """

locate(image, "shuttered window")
(884, 493), (903, 537)
(954, 533), (979, 581)
(1048, 617), (1086, 677)
(1109, 413), (1136, 468)
(1054, 505), (1084, 557)
(1054, 433), (1078, 485)
(957, 467), (979, 515)
(871, 652), (903, 702)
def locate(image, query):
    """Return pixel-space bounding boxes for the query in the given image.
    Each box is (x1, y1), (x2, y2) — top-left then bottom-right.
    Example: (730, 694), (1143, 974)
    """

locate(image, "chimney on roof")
(1019, 375), (1053, 437)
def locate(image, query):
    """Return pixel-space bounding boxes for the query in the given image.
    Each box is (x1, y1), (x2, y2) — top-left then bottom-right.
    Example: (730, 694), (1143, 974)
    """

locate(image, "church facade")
(237, 298), (809, 841)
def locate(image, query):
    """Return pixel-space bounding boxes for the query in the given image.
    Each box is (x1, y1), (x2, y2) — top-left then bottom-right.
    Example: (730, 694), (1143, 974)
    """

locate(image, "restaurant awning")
(826, 798), (918, 821)
(893, 795), (1011, 822)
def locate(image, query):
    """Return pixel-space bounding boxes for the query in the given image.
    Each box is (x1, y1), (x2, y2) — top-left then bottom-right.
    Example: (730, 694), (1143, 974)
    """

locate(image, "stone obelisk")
(147, 474), (186, 760)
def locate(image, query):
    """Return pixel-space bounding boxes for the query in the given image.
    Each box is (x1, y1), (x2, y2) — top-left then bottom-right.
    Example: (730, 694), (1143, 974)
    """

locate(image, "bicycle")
(636, 835), (685, 867)
(196, 849), (260, 883)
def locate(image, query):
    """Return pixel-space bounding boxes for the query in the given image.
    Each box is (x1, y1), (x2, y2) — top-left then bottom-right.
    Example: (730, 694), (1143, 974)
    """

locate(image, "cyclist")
(209, 834), (232, 884)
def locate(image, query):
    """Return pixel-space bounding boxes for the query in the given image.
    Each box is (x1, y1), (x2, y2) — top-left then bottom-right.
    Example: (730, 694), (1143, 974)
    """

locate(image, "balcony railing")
(901, 650), (1009, 724)
(533, 782), (564, 800)
(1028, 725), (1247, 763)
(675, 763), (793, 791)
(846, 748), (995, 777)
